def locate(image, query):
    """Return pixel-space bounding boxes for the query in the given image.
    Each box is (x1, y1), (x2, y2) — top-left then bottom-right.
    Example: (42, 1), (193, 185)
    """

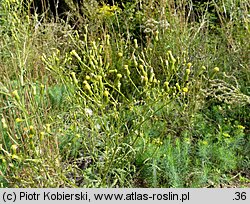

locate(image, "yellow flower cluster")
(98, 4), (121, 17)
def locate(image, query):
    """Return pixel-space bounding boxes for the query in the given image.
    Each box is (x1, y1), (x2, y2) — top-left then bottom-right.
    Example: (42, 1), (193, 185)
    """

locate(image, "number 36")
(235, 192), (246, 200)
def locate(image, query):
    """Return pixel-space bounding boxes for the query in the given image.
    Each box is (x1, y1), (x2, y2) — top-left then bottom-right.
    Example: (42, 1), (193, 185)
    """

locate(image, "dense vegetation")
(0, 0), (249, 187)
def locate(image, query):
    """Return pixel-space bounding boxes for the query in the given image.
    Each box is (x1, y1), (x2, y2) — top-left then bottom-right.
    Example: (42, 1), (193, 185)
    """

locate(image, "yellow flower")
(46, 124), (51, 133)
(98, 4), (120, 17)
(103, 90), (110, 102)
(139, 64), (144, 70)
(103, 90), (109, 98)
(11, 154), (21, 161)
(182, 87), (189, 93)
(124, 65), (130, 76)
(213, 67), (220, 72)
(167, 50), (176, 63)
(32, 85), (37, 95)
(70, 50), (81, 61)
(141, 76), (148, 84)
(134, 39), (138, 48)
(71, 72), (78, 85)
(175, 83), (181, 91)
(11, 144), (18, 154)
(164, 81), (170, 92)
(0, 155), (6, 164)
(106, 34), (110, 45)
(108, 69), (117, 74)
(118, 52), (123, 58)
(184, 138), (191, 144)
(198, 66), (206, 75)
(155, 30), (159, 41)
(83, 81), (93, 95)
(40, 132), (45, 141)
(237, 125), (245, 130)
(223, 132), (230, 138)
(116, 73), (122, 79)
(187, 62), (192, 69)
(29, 125), (35, 134)
(202, 141), (208, 145)
(186, 69), (191, 75)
